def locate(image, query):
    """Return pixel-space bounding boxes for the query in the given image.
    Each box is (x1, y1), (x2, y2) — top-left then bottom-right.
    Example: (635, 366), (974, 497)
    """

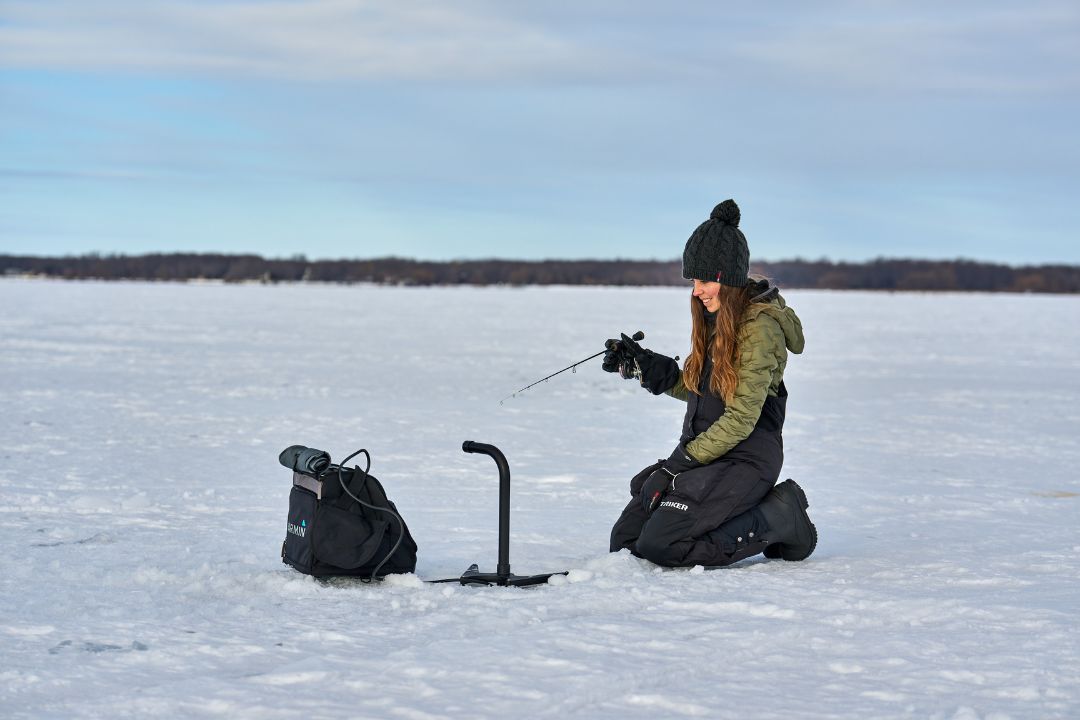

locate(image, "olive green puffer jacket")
(665, 291), (805, 463)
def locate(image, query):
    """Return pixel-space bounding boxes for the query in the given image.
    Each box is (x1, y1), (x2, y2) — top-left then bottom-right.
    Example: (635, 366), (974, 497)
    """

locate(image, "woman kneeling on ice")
(605, 199), (817, 567)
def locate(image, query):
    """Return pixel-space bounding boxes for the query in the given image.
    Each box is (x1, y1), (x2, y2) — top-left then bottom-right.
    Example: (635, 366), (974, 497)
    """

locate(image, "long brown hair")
(682, 283), (756, 401)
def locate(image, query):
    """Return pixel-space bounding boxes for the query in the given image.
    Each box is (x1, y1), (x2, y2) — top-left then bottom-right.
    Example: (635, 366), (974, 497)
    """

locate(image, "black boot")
(757, 479), (817, 561)
(702, 506), (772, 565)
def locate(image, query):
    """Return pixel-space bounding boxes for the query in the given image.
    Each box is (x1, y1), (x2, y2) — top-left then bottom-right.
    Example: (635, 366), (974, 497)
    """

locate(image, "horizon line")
(3, 251), (1079, 270)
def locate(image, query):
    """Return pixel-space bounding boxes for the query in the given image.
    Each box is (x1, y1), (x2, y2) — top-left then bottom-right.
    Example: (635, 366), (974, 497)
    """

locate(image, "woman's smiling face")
(692, 279), (722, 313)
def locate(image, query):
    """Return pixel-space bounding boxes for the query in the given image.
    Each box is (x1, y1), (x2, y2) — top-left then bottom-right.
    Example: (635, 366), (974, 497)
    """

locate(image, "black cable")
(335, 448), (405, 583)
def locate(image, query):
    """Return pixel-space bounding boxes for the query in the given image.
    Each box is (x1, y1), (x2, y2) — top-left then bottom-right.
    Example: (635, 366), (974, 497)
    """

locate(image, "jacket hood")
(745, 280), (805, 354)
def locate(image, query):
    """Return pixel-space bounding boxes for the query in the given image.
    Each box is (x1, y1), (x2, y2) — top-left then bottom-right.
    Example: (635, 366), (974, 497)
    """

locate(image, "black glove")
(640, 467), (676, 513)
(664, 444), (702, 474)
(602, 334), (636, 378)
(605, 333), (681, 395)
(641, 444), (703, 513)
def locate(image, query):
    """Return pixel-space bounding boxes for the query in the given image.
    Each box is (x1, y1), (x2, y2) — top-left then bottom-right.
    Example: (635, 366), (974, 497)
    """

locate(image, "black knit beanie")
(682, 199), (749, 287)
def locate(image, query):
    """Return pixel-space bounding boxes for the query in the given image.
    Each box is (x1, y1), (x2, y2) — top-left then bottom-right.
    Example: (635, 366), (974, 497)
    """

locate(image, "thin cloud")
(0, 0), (634, 82)
(732, 4), (1080, 94)
(1, 0), (1076, 94)
(0, 167), (154, 181)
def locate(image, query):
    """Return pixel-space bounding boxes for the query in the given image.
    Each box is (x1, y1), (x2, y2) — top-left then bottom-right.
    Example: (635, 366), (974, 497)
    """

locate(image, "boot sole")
(767, 479), (817, 561)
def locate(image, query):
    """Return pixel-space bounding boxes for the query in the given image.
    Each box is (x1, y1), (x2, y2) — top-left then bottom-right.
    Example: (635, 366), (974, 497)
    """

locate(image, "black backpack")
(280, 447), (417, 579)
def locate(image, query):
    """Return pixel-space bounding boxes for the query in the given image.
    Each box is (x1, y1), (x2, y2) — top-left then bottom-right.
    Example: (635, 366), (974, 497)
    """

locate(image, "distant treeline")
(2, 253), (1079, 293)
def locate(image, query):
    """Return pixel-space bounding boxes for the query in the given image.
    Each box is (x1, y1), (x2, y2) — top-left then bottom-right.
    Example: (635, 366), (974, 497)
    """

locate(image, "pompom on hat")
(681, 199), (749, 287)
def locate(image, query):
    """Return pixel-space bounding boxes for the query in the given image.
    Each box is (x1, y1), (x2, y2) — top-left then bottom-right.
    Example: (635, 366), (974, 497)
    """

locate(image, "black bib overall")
(609, 361), (788, 567)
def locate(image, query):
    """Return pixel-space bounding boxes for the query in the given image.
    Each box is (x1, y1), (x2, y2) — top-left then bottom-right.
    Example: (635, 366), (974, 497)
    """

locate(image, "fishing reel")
(602, 331), (646, 380)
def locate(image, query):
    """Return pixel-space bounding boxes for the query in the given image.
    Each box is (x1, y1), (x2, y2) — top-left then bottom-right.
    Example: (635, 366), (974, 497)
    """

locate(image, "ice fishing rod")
(499, 330), (644, 404)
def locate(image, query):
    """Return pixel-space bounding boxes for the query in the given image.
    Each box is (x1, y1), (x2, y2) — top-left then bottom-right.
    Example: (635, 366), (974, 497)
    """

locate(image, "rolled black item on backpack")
(278, 445), (331, 475)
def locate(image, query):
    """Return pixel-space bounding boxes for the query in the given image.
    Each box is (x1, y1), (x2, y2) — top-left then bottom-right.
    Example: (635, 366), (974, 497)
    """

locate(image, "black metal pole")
(462, 441), (511, 585)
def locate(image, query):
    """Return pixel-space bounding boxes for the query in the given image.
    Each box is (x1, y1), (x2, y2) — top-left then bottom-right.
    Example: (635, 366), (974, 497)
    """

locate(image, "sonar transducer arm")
(462, 440), (512, 582)
(431, 440), (567, 587)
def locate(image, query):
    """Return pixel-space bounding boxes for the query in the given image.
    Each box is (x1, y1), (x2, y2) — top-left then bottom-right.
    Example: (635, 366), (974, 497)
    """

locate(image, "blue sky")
(2, 1), (1078, 263)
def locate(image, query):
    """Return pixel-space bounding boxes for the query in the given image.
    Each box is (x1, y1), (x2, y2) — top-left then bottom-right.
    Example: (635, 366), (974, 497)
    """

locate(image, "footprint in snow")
(48, 640), (149, 655)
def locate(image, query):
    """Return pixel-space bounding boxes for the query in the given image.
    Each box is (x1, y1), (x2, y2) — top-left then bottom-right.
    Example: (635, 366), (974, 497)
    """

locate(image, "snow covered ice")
(1, 279), (1078, 719)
